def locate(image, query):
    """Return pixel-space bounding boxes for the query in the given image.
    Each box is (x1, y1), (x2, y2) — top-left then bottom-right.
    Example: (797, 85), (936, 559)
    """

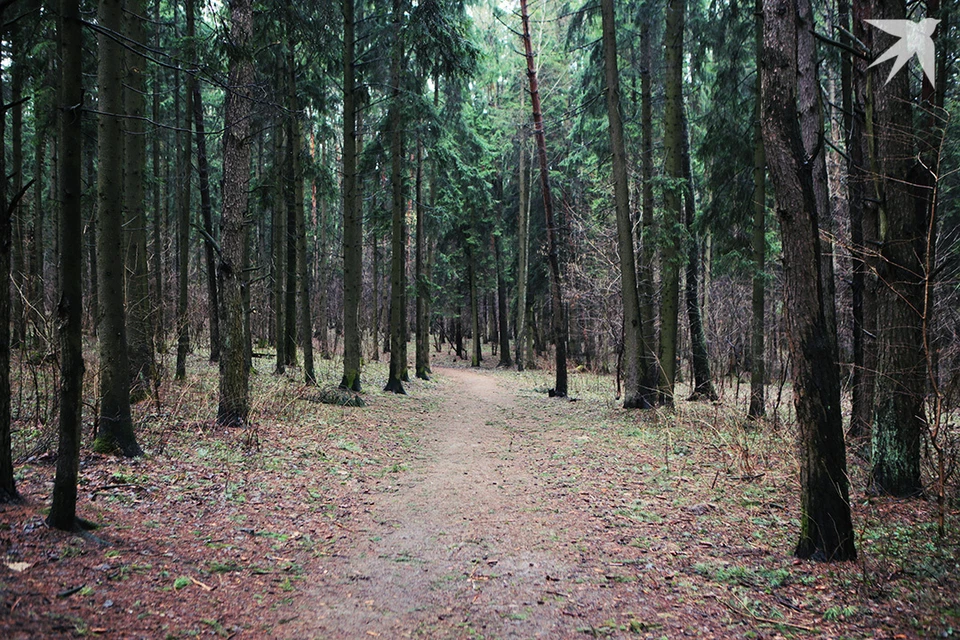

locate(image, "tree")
(601, 0), (653, 408)
(193, 83), (220, 363)
(659, 0), (684, 405)
(747, 0), (767, 420)
(47, 0), (85, 528)
(761, 0), (855, 560)
(869, 0), (930, 497)
(176, 0), (196, 380)
(124, 0), (155, 400)
(1, 0), (21, 504)
(93, 0), (142, 457)
(520, 0), (567, 397)
(217, 0), (255, 427)
(384, 0), (408, 394)
(340, 0), (363, 392)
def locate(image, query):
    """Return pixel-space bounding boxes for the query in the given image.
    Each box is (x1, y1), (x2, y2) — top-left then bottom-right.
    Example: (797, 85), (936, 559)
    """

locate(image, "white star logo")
(866, 18), (939, 87)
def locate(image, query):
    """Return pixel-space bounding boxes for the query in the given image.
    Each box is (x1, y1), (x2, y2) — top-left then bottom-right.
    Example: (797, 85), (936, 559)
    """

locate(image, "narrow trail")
(285, 367), (598, 638)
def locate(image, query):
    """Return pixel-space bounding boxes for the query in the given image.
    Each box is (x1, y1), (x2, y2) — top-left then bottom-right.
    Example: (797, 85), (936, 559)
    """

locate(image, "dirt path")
(285, 367), (599, 638)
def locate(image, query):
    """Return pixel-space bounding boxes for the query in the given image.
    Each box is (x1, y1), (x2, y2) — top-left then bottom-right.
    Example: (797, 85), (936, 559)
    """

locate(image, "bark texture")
(762, 0), (855, 561)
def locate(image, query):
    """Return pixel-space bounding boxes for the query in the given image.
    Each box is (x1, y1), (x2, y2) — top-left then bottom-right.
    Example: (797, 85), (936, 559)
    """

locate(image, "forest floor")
(1, 349), (958, 639)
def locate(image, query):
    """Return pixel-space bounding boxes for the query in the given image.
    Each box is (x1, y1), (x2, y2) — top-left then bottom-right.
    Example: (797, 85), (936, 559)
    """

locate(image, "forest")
(1, 0), (959, 637)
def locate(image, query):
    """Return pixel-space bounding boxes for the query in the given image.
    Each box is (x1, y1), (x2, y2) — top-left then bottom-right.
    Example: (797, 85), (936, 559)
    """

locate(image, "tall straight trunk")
(194, 85), (220, 362)
(762, 0), (855, 561)
(176, 0), (196, 380)
(524, 302), (536, 368)
(869, 0), (927, 496)
(94, 0), (141, 457)
(30, 134), (46, 340)
(217, 0), (254, 428)
(86, 150), (98, 337)
(659, 0), (684, 405)
(601, 0), (652, 408)
(273, 129), (287, 373)
(519, 0), (567, 397)
(848, 0), (878, 438)
(514, 93), (530, 371)
(798, 0), (838, 356)
(0, 4), (19, 503)
(284, 3), (313, 384)
(371, 230), (380, 361)
(9, 17), (25, 351)
(748, 0), (767, 420)
(48, 0), (84, 525)
(495, 235), (511, 367)
(152, 0), (164, 349)
(316, 136), (331, 359)
(125, 0), (155, 400)
(384, 0), (407, 394)
(340, 0), (362, 391)
(681, 111), (717, 402)
(415, 138), (430, 379)
(638, 12), (658, 395)
(284, 137), (298, 368)
(469, 245), (481, 368)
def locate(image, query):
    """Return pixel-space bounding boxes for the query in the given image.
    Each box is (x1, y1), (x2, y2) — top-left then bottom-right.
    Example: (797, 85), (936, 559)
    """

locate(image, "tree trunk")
(0, 3), (19, 503)
(385, 0), (407, 394)
(284, 130), (298, 368)
(9, 17), (26, 351)
(175, 0), (195, 381)
(681, 111), (718, 402)
(152, 0), (164, 351)
(47, 0), (85, 524)
(495, 235), (511, 367)
(217, 0), (254, 428)
(869, 0), (927, 497)
(340, 0), (363, 391)
(848, 0), (879, 439)
(601, 0), (652, 408)
(469, 243), (482, 368)
(798, 0), (838, 357)
(125, 0), (155, 401)
(93, 0), (141, 457)
(515, 104), (530, 372)
(638, 11), (659, 397)
(520, 0), (567, 397)
(273, 129), (287, 374)
(194, 84), (220, 362)
(284, 4), (313, 384)
(762, 0), (855, 561)
(748, 0), (767, 420)
(659, 0), (685, 405)
(415, 138), (431, 379)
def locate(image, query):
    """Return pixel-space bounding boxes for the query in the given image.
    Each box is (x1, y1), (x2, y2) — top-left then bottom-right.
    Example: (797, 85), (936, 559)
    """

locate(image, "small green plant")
(173, 576), (191, 590)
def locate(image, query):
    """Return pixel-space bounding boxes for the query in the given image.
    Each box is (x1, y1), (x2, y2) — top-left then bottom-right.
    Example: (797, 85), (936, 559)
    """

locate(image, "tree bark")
(869, 0), (928, 497)
(415, 138), (431, 379)
(175, 0), (195, 381)
(638, 10), (658, 398)
(0, 1), (19, 503)
(273, 129), (287, 374)
(48, 0), (85, 525)
(601, 0), (652, 408)
(152, 0), (164, 351)
(194, 84), (220, 362)
(469, 243), (482, 368)
(681, 110), (718, 402)
(659, 0), (685, 405)
(217, 0), (254, 427)
(762, 0), (855, 560)
(125, 0), (155, 401)
(495, 235), (511, 367)
(520, 0), (567, 397)
(748, 0), (767, 420)
(514, 93), (530, 371)
(340, 0), (363, 391)
(94, 0), (142, 457)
